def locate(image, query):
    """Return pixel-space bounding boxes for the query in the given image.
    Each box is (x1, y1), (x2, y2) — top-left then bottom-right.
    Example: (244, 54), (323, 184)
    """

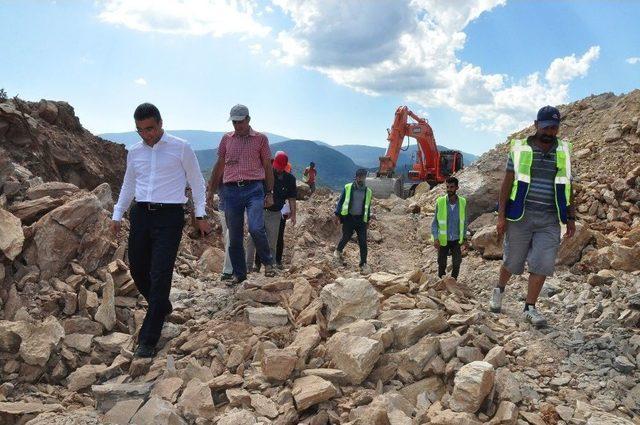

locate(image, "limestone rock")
(103, 399), (144, 425)
(292, 375), (337, 411)
(0, 208), (24, 260)
(320, 277), (380, 330)
(557, 222), (593, 266)
(94, 274), (116, 332)
(130, 396), (187, 425)
(379, 309), (448, 348)
(197, 247), (224, 274)
(471, 225), (503, 259)
(326, 332), (383, 384)
(178, 378), (215, 419)
(92, 382), (154, 413)
(246, 306), (289, 327)
(449, 361), (495, 413)
(261, 348), (297, 381)
(26, 181), (79, 200)
(8, 196), (64, 224)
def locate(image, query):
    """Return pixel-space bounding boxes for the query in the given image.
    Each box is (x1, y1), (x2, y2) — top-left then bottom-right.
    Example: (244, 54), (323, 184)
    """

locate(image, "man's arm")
(182, 145), (206, 217)
(112, 151), (136, 222)
(335, 189), (346, 216)
(208, 157), (225, 194)
(289, 198), (297, 225)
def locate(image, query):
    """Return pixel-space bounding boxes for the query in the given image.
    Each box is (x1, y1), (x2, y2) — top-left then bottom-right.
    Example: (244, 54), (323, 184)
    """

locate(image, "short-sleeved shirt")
(269, 171), (297, 212)
(304, 167), (317, 184)
(506, 136), (558, 213)
(218, 127), (270, 183)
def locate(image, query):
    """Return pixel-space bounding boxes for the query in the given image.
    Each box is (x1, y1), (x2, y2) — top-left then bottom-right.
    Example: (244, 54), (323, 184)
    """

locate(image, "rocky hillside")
(0, 93), (639, 425)
(0, 98), (126, 194)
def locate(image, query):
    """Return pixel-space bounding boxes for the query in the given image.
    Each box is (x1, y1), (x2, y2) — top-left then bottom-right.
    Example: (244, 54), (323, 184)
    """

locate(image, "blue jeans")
(221, 181), (273, 277)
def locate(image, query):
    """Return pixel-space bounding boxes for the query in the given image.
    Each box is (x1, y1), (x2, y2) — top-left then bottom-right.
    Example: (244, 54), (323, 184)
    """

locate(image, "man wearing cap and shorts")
(334, 168), (373, 274)
(247, 151), (297, 272)
(207, 104), (276, 283)
(490, 105), (576, 327)
(303, 162), (317, 194)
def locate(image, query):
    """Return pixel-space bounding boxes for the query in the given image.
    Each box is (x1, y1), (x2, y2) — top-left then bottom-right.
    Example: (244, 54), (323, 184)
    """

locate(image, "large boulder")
(25, 181), (80, 200)
(471, 225), (503, 260)
(8, 196), (65, 224)
(0, 316), (65, 366)
(378, 309), (448, 348)
(0, 208), (24, 260)
(556, 222), (593, 266)
(22, 194), (113, 278)
(449, 361), (495, 413)
(326, 332), (384, 384)
(296, 181), (312, 200)
(320, 277), (381, 330)
(197, 247), (225, 274)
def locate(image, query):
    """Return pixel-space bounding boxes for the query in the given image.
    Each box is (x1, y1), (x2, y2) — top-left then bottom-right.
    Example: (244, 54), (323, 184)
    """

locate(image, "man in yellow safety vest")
(431, 177), (468, 280)
(334, 169), (373, 274)
(492, 105), (576, 328)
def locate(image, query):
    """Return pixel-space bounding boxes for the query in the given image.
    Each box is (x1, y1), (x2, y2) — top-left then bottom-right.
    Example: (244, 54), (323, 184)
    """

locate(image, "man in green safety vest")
(491, 105), (576, 328)
(431, 177), (468, 280)
(334, 168), (373, 274)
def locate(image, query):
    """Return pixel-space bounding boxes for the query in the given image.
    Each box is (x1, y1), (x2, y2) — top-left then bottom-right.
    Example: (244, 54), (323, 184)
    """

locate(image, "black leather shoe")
(134, 344), (156, 358)
(220, 273), (233, 281)
(232, 275), (247, 285)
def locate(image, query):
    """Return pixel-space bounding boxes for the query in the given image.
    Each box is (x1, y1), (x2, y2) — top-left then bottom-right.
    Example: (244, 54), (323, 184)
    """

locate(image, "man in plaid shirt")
(207, 104), (275, 283)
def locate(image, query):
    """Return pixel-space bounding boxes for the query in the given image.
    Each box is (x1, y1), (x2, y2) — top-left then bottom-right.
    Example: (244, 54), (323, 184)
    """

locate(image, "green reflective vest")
(340, 183), (373, 222)
(506, 139), (572, 223)
(436, 195), (466, 246)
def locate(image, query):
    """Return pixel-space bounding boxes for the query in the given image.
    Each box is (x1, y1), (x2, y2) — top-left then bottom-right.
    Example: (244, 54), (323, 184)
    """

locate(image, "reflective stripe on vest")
(435, 195), (466, 246)
(340, 183), (373, 222)
(506, 138), (572, 223)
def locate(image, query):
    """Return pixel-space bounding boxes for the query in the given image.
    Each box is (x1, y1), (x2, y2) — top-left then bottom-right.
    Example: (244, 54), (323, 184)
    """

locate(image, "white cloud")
(545, 46), (600, 85)
(249, 43), (263, 54)
(134, 78), (147, 86)
(98, 0), (271, 38)
(271, 0), (601, 133)
(626, 57), (640, 64)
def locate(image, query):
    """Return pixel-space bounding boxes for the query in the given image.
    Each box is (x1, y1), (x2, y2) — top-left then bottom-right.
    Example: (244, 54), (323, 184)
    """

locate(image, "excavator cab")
(439, 151), (463, 176)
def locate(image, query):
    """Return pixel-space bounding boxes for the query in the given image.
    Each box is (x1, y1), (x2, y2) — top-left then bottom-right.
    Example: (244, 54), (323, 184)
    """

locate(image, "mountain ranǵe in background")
(99, 130), (290, 152)
(196, 139), (360, 190)
(333, 144), (479, 169)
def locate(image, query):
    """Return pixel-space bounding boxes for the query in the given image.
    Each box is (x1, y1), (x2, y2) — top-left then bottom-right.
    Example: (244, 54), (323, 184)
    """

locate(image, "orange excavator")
(366, 106), (464, 198)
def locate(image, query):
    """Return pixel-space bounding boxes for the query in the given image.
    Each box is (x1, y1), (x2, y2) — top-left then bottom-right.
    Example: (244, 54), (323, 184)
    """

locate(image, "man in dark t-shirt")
(248, 151), (297, 271)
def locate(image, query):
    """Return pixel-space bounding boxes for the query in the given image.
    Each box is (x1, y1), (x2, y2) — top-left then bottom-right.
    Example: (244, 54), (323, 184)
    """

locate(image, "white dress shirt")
(113, 131), (206, 221)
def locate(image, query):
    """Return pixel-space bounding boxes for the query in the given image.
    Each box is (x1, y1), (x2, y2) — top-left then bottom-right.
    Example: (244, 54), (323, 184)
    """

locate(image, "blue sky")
(1, 0), (639, 155)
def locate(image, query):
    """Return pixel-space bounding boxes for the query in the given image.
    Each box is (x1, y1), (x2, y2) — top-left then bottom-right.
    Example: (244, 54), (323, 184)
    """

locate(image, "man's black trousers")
(128, 203), (184, 346)
(336, 215), (368, 266)
(438, 240), (462, 279)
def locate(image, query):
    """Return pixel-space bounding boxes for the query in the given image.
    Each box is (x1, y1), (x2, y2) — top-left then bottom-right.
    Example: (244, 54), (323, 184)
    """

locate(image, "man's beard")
(538, 134), (557, 143)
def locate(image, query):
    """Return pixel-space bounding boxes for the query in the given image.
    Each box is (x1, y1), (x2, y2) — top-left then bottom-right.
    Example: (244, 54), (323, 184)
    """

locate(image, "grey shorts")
(503, 209), (561, 276)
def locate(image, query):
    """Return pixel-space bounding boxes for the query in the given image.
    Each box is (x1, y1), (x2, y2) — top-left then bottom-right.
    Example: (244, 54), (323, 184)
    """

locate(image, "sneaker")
(333, 250), (345, 265)
(220, 273), (233, 281)
(359, 263), (372, 275)
(264, 265), (276, 277)
(490, 287), (504, 313)
(134, 344), (156, 358)
(523, 306), (548, 328)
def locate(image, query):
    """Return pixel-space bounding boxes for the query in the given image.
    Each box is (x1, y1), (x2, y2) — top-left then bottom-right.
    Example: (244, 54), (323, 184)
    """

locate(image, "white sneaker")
(490, 288), (503, 313)
(523, 306), (547, 328)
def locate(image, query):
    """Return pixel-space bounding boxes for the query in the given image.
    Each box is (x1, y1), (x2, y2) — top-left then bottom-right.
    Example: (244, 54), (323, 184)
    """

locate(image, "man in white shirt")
(111, 103), (210, 358)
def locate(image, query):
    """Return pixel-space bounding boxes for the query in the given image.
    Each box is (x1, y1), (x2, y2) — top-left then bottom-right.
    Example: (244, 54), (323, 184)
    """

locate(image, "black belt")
(224, 179), (261, 187)
(136, 202), (183, 211)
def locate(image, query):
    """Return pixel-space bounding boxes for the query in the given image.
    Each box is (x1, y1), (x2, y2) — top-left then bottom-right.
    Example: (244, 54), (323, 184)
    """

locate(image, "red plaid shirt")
(218, 127), (271, 183)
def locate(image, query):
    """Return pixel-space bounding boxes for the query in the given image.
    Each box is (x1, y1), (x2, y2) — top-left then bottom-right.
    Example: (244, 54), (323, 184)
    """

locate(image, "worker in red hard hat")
(248, 151), (297, 272)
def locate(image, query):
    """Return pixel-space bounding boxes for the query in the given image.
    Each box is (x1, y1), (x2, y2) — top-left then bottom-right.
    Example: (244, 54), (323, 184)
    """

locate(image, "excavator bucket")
(366, 176), (404, 199)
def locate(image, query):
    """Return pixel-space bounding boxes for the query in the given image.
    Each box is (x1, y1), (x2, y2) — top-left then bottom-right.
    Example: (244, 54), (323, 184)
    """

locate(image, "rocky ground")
(0, 92), (639, 425)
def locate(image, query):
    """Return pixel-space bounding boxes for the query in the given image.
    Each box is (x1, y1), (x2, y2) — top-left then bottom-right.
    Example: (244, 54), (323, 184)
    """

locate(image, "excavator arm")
(368, 105), (463, 198)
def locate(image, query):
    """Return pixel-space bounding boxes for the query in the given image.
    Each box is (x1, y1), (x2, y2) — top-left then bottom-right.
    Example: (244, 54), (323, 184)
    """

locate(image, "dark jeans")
(336, 215), (368, 266)
(128, 203), (184, 346)
(438, 240), (462, 279)
(221, 181), (273, 278)
(276, 217), (286, 264)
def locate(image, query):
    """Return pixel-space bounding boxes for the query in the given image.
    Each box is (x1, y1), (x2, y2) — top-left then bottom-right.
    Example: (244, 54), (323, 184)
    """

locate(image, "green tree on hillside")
(0, 88), (7, 102)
